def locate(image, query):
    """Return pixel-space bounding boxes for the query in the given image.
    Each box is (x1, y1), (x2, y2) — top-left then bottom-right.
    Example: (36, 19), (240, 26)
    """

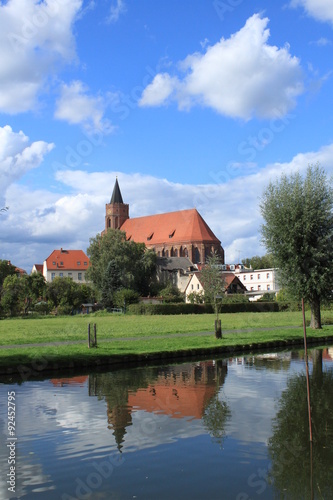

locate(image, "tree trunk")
(310, 297), (321, 329)
(215, 319), (222, 339)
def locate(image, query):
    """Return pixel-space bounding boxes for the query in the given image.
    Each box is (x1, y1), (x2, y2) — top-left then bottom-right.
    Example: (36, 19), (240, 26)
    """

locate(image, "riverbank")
(1, 311), (333, 376)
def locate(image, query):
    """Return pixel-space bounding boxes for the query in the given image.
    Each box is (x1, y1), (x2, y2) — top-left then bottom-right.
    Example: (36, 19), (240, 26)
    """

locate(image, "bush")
(113, 288), (140, 308)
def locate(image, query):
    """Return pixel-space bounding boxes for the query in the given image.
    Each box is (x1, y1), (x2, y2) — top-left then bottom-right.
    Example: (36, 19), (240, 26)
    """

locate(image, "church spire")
(110, 177), (124, 204)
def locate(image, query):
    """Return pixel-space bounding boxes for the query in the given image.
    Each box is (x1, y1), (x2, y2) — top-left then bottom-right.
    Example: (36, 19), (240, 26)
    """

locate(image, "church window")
(174, 248), (178, 257)
(165, 250), (169, 257)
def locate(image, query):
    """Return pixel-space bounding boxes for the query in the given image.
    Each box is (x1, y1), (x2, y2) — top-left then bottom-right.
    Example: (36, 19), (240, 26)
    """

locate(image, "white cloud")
(139, 14), (303, 120)
(54, 81), (114, 134)
(108, 0), (126, 24)
(0, 125), (54, 200)
(0, 0), (82, 113)
(140, 74), (179, 107)
(2, 142), (333, 271)
(291, 0), (333, 25)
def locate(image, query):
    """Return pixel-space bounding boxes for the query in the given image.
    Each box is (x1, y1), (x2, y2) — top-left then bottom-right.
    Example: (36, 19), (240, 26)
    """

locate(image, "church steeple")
(110, 177), (124, 204)
(105, 178), (129, 231)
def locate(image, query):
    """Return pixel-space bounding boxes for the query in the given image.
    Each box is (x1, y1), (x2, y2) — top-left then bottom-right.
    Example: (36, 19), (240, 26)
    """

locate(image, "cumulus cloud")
(0, 125), (54, 200)
(290, 0), (333, 25)
(139, 14), (303, 120)
(0, 0), (82, 113)
(2, 141), (333, 271)
(54, 81), (114, 134)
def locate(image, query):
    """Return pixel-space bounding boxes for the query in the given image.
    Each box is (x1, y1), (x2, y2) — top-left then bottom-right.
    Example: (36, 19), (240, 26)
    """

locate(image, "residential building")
(234, 267), (280, 300)
(103, 178), (224, 265)
(42, 248), (90, 283)
(185, 271), (247, 303)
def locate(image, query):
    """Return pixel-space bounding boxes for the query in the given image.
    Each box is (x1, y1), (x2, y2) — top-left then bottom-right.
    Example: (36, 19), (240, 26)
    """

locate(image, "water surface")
(1, 347), (333, 499)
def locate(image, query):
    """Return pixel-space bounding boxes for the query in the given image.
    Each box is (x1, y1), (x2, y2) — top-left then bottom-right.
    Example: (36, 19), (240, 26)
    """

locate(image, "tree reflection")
(268, 349), (333, 498)
(202, 360), (230, 446)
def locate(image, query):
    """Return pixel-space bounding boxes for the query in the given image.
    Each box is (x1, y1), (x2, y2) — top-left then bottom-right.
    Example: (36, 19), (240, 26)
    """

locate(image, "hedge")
(127, 301), (281, 315)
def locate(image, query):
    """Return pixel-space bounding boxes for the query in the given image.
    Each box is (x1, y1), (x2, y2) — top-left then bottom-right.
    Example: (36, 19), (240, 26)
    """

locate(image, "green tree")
(87, 229), (156, 298)
(159, 283), (184, 303)
(200, 252), (226, 338)
(0, 259), (17, 289)
(1, 274), (22, 316)
(46, 277), (95, 311)
(260, 164), (333, 329)
(242, 253), (274, 269)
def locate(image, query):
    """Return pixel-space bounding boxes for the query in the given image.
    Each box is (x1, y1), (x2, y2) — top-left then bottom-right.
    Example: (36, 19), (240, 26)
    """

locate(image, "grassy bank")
(1, 311), (333, 375)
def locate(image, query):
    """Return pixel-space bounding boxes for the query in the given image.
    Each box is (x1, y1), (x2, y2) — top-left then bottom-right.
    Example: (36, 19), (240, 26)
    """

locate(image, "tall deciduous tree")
(260, 164), (333, 328)
(86, 229), (156, 300)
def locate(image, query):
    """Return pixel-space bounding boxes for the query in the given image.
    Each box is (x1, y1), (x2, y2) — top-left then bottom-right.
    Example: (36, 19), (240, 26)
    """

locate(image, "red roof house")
(43, 249), (90, 283)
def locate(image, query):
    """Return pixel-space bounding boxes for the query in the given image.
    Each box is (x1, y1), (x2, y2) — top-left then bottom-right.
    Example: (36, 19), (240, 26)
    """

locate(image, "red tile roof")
(33, 264), (43, 273)
(45, 249), (90, 271)
(120, 208), (221, 246)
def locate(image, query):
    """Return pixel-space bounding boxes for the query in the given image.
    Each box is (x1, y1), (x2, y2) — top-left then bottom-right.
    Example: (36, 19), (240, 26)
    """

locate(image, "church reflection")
(87, 360), (228, 451)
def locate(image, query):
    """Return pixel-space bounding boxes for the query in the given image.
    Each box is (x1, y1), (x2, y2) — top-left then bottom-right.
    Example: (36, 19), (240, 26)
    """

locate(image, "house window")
(84, 262), (88, 266)
(52, 261), (56, 266)
(68, 272), (72, 277)
(60, 261), (64, 266)
(78, 273), (82, 281)
(77, 261), (81, 266)
(191, 284), (194, 290)
(250, 275), (253, 280)
(251, 286), (254, 291)
(266, 273), (270, 279)
(197, 284), (200, 290)
(51, 272), (55, 281)
(59, 272), (63, 277)
(243, 275), (246, 280)
(257, 274), (261, 279)
(258, 285), (261, 290)
(267, 285), (270, 291)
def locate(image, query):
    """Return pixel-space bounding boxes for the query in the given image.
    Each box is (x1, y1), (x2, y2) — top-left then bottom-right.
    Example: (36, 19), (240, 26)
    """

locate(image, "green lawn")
(1, 311), (333, 374)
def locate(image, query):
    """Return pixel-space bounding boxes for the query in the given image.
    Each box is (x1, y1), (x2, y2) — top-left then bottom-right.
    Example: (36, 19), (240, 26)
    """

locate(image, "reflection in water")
(268, 349), (333, 499)
(89, 360), (228, 451)
(0, 347), (332, 499)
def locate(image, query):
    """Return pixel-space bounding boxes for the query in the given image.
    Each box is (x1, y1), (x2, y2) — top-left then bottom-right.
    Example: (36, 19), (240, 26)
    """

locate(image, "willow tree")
(260, 164), (333, 328)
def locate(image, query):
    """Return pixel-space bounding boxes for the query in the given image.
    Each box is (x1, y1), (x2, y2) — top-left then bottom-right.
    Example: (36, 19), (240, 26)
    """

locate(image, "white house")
(41, 248), (90, 283)
(234, 267), (280, 301)
(184, 271), (247, 303)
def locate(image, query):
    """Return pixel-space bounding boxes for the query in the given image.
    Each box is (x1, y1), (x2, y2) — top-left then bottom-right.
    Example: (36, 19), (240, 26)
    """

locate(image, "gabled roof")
(32, 264), (43, 273)
(45, 249), (90, 271)
(110, 178), (124, 204)
(120, 208), (221, 246)
(156, 256), (195, 271)
(185, 271), (247, 292)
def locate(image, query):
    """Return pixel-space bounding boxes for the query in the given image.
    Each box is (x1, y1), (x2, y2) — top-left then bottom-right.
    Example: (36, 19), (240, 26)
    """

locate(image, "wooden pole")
(88, 323), (91, 348)
(94, 323), (97, 347)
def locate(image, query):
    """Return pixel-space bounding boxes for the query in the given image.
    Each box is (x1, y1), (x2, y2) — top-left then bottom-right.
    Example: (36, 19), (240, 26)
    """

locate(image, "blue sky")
(1, 0), (333, 271)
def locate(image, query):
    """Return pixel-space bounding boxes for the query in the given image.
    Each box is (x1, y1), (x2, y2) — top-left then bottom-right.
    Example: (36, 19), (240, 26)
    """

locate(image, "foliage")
(87, 229), (157, 300)
(1, 274), (22, 316)
(260, 164), (333, 328)
(242, 253), (274, 269)
(0, 259), (17, 290)
(268, 354), (333, 498)
(159, 283), (184, 303)
(200, 253), (226, 323)
(187, 291), (205, 304)
(46, 277), (95, 310)
(113, 288), (140, 309)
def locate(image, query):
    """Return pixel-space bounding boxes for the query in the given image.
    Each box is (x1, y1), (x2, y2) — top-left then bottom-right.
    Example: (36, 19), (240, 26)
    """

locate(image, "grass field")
(1, 310), (333, 374)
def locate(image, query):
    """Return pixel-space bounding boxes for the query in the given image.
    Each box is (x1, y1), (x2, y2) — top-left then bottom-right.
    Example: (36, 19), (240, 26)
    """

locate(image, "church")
(104, 179), (224, 265)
